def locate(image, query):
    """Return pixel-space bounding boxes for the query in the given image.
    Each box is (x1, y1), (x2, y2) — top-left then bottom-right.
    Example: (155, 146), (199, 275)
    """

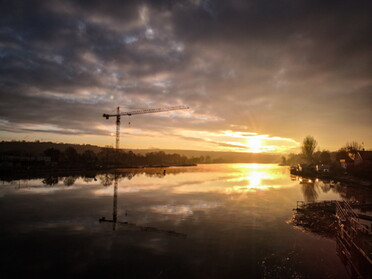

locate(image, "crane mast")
(115, 106), (120, 150)
(103, 105), (189, 150)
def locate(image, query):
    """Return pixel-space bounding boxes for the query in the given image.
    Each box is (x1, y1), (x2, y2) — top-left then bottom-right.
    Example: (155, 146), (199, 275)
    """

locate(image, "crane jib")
(102, 105), (189, 150)
(103, 107), (188, 118)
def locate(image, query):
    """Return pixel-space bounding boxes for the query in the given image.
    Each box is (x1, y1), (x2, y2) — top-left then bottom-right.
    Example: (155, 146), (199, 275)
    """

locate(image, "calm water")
(0, 164), (369, 278)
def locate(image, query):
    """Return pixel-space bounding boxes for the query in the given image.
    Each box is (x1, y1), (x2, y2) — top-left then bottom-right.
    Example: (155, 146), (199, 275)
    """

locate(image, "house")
(345, 151), (372, 178)
(339, 157), (354, 170)
(296, 163), (316, 174)
(354, 151), (372, 167)
(316, 164), (330, 173)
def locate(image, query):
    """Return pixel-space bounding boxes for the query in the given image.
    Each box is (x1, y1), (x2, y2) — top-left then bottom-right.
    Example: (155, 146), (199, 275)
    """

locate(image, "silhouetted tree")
(286, 153), (303, 166)
(62, 147), (79, 165)
(281, 156), (287, 165)
(340, 141), (363, 153)
(98, 147), (117, 167)
(301, 136), (317, 163)
(318, 150), (331, 164)
(44, 148), (61, 162)
(81, 150), (97, 167)
(205, 156), (211, 164)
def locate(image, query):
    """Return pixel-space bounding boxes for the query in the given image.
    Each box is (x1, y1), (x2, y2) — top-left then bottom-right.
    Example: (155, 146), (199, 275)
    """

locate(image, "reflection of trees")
(301, 183), (319, 202)
(63, 176), (77, 186)
(333, 184), (371, 204)
(98, 173), (115, 187)
(317, 181), (331, 193)
(42, 176), (59, 186)
(298, 176), (372, 204)
(1, 164), (191, 183)
(26, 167), (190, 188)
(121, 173), (134, 180)
(83, 177), (94, 183)
(145, 173), (164, 178)
(95, 169), (187, 185)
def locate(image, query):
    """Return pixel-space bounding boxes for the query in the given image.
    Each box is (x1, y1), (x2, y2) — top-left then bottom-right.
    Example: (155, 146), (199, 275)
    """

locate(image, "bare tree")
(341, 141), (363, 153)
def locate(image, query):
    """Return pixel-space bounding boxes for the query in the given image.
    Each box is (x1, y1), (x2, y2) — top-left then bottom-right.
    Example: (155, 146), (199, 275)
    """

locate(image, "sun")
(247, 137), (262, 153)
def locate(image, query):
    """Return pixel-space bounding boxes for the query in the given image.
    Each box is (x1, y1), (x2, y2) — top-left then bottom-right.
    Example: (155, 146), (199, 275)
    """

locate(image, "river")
(0, 164), (369, 278)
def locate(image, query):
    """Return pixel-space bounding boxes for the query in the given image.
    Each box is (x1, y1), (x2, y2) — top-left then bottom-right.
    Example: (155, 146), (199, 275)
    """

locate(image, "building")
(354, 151), (372, 167)
(339, 157), (354, 170)
(316, 164), (331, 173)
(353, 151), (372, 177)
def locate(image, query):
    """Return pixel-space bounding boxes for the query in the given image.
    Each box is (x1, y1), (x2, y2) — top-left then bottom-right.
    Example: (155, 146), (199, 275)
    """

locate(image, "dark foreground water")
(0, 164), (370, 278)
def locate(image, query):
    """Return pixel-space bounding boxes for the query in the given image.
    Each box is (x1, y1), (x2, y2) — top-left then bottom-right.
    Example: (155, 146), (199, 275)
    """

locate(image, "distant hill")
(0, 141), (281, 163)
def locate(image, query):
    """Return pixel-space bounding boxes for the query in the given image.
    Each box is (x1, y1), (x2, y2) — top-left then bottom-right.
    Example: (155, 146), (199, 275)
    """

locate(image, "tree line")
(282, 136), (366, 166)
(1, 146), (209, 169)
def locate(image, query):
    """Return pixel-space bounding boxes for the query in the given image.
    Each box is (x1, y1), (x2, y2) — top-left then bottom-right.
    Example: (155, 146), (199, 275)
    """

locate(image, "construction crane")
(103, 105), (189, 150)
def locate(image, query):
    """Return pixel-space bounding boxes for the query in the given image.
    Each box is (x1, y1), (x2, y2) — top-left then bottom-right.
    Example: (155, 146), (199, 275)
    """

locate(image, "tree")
(286, 153), (302, 165)
(62, 147), (79, 165)
(318, 150), (331, 164)
(281, 156), (287, 165)
(44, 148), (61, 163)
(341, 141), (363, 153)
(81, 150), (97, 167)
(301, 136), (317, 163)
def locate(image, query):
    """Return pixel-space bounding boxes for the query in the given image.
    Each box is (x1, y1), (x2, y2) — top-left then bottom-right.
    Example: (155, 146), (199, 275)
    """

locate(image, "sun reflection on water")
(224, 164), (293, 193)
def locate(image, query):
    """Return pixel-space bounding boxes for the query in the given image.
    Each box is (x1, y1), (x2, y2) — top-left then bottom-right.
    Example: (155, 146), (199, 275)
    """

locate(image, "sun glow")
(247, 137), (263, 153)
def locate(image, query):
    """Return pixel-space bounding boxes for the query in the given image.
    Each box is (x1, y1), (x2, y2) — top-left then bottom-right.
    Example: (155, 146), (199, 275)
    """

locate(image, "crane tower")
(103, 105), (189, 150)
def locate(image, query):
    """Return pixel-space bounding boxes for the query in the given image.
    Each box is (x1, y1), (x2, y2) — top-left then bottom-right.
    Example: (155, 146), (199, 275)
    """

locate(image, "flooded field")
(0, 164), (370, 278)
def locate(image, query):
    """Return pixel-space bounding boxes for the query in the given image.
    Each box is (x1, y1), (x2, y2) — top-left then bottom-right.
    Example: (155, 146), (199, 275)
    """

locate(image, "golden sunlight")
(224, 164), (296, 193)
(247, 137), (263, 153)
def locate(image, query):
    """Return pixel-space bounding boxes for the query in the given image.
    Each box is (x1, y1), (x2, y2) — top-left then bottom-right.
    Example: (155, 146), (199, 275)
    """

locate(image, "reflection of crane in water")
(99, 175), (186, 238)
(103, 105), (189, 150)
(99, 174), (120, 230)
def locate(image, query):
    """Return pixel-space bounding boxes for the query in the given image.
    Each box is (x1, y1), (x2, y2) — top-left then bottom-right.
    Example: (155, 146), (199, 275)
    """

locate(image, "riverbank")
(290, 169), (372, 187)
(0, 163), (197, 181)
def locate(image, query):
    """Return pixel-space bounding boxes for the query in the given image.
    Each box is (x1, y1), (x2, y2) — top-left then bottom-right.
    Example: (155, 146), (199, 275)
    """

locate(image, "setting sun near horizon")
(246, 137), (263, 153)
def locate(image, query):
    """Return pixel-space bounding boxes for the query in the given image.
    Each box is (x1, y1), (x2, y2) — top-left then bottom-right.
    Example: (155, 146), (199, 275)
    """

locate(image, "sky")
(0, 0), (371, 154)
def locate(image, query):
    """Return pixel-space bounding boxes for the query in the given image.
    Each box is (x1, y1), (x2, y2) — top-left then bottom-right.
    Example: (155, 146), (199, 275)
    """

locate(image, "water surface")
(1, 164), (367, 278)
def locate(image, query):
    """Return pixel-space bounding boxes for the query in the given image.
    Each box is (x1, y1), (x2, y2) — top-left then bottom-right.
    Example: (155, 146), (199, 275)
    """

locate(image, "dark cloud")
(0, 0), (371, 149)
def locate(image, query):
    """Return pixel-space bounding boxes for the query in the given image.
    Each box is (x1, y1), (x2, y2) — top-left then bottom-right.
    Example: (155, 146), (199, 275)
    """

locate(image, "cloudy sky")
(1, 0), (371, 153)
